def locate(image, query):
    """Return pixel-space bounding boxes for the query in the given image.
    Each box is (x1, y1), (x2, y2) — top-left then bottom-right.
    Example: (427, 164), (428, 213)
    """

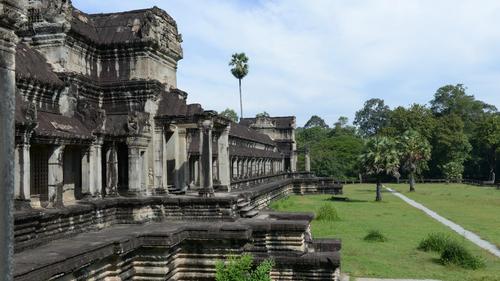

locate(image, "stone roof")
(34, 111), (93, 140)
(156, 89), (204, 118)
(240, 116), (296, 129)
(229, 122), (276, 146)
(15, 43), (64, 87)
(70, 7), (181, 53)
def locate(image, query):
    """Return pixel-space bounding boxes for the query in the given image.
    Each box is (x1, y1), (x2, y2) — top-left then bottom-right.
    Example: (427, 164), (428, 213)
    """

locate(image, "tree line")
(297, 84), (500, 187)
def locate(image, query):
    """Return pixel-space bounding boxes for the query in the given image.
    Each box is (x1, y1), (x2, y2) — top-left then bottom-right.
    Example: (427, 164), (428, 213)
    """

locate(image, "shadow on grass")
(323, 197), (369, 203)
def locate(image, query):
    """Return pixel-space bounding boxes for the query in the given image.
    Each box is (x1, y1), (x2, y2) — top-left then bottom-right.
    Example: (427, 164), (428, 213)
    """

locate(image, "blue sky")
(73, 0), (500, 126)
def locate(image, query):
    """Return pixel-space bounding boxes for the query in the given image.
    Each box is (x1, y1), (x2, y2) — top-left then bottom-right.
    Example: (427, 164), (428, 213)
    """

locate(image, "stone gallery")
(2, 0), (343, 280)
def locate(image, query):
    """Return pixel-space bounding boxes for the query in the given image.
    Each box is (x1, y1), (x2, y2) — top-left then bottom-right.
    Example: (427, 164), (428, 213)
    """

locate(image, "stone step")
(239, 205), (254, 213)
(242, 210), (259, 218)
(237, 201), (250, 208)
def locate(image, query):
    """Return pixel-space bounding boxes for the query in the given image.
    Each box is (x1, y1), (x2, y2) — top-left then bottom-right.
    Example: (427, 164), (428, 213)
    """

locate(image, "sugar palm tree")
(359, 136), (400, 201)
(229, 53), (249, 119)
(398, 130), (431, 192)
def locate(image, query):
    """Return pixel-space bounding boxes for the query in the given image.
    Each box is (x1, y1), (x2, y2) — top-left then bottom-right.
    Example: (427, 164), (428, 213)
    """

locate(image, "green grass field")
(270, 184), (500, 281)
(389, 183), (500, 248)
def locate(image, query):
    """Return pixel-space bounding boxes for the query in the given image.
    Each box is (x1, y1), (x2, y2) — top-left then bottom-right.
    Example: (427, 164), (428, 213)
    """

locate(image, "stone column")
(198, 119), (214, 197)
(81, 147), (91, 196)
(105, 145), (118, 196)
(217, 125), (229, 190)
(1, 1), (26, 278)
(128, 146), (142, 195)
(14, 142), (30, 206)
(90, 139), (103, 197)
(48, 145), (65, 208)
(154, 126), (166, 194)
(175, 128), (188, 192)
(305, 149), (311, 172)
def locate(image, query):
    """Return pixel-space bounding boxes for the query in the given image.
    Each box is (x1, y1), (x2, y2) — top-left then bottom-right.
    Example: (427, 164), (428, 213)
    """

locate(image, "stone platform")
(14, 178), (343, 280)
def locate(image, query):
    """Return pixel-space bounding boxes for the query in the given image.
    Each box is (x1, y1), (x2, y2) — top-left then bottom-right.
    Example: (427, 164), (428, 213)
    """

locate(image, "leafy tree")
(359, 137), (400, 201)
(256, 111), (270, 118)
(441, 161), (464, 183)
(383, 104), (436, 140)
(229, 53), (249, 119)
(334, 116), (349, 129)
(354, 98), (390, 137)
(475, 114), (500, 181)
(430, 114), (471, 178)
(430, 84), (496, 135)
(215, 254), (274, 281)
(220, 108), (239, 122)
(304, 115), (329, 129)
(398, 130), (431, 192)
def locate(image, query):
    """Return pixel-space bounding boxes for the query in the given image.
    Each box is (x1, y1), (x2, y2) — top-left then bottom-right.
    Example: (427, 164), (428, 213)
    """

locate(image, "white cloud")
(74, 0), (500, 125)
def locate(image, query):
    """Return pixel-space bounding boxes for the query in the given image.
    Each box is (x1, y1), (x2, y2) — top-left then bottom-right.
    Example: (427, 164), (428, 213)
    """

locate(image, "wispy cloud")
(73, 0), (500, 126)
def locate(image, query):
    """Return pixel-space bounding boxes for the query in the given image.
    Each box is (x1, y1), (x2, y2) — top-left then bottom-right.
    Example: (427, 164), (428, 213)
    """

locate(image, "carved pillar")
(90, 139), (103, 197)
(127, 146), (142, 195)
(81, 147), (91, 196)
(217, 125), (230, 190)
(199, 119), (214, 197)
(305, 149), (311, 172)
(175, 127), (188, 192)
(14, 142), (30, 205)
(105, 144), (118, 196)
(48, 145), (65, 208)
(154, 126), (166, 194)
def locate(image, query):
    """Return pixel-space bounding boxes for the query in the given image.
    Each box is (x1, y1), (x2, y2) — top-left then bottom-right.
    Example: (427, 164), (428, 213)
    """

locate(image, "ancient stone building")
(10, 1), (343, 280)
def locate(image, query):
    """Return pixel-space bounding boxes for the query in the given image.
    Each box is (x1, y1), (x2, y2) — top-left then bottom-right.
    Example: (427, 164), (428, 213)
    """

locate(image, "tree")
(383, 104), (436, 140)
(441, 161), (464, 183)
(256, 111), (270, 118)
(354, 98), (390, 137)
(359, 137), (400, 201)
(220, 108), (238, 122)
(475, 114), (500, 181)
(430, 84), (496, 135)
(229, 53), (249, 119)
(215, 254), (274, 281)
(430, 114), (471, 178)
(304, 115), (329, 129)
(398, 130), (431, 192)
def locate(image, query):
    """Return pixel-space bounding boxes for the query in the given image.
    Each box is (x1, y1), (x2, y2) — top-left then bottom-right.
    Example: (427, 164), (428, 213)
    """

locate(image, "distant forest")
(296, 84), (500, 181)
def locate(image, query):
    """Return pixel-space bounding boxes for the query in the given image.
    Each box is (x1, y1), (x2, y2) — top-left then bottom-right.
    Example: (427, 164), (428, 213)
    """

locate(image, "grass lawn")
(270, 184), (500, 281)
(389, 183), (500, 248)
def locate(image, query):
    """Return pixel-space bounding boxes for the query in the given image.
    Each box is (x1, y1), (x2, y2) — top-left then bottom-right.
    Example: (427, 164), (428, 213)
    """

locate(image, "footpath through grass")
(270, 184), (500, 281)
(390, 183), (500, 248)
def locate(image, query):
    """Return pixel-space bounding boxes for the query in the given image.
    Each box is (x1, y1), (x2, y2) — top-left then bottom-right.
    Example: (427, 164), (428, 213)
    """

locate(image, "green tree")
(359, 137), (400, 201)
(475, 114), (500, 181)
(354, 98), (390, 137)
(383, 104), (436, 140)
(441, 161), (464, 183)
(305, 115), (329, 129)
(220, 108), (239, 122)
(256, 111), (270, 118)
(398, 130), (431, 192)
(229, 52), (249, 119)
(215, 254), (274, 281)
(430, 114), (471, 178)
(430, 84), (496, 135)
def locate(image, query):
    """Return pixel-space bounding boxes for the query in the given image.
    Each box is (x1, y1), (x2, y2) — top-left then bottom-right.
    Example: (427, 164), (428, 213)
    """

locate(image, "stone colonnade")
(231, 157), (284, 180)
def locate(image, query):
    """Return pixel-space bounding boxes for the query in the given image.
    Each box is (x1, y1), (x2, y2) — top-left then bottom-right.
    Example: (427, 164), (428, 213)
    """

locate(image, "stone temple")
(3, 0), (343, 280)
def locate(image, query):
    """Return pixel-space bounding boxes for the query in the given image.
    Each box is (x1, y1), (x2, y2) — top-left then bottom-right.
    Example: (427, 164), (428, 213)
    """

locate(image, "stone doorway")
(30, 145), (49, 207)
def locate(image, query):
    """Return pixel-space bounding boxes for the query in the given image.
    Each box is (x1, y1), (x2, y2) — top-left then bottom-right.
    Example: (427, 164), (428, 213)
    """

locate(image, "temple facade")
(8, 2), (343, 281)
(13, 0), (295, 209)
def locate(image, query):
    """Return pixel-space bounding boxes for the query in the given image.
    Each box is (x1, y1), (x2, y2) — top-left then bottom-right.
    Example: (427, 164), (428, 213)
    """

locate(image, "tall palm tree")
(359, 136), (400, 201)
(399, 130), (431, 192)
(229, 53), (249, 119)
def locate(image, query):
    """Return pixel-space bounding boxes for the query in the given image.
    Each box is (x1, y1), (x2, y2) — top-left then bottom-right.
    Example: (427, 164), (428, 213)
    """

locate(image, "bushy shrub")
(363, 230), (387, 242)
(316, 204), (340, 221)
(418, 233), (453, 252)
(440, 243), (485, 270)
(215, 253), (274, 281)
